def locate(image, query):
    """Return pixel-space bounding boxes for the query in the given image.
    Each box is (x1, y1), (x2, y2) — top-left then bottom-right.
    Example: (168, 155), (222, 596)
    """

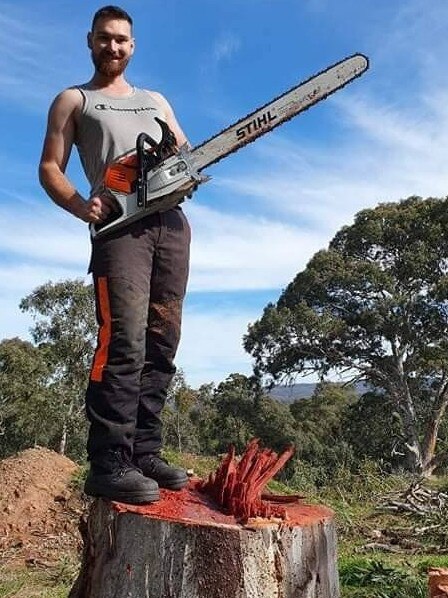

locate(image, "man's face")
(88, 18), (134, 77)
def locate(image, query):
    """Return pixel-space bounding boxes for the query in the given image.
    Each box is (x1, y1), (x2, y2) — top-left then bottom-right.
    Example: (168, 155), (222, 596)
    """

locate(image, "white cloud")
(199, 32), (241, 82)
(177, 306), (255, 387)
(186, 202), (324, 291)
(5, 71), (448, 385)
(0, 263), (88, 297)
(0, 297), (33, 341)
(0, 4), (85, 108)
(0, 202), (90, 268)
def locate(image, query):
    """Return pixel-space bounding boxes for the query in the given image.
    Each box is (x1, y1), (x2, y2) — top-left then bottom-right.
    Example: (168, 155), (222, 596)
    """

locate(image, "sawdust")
(0, 447), (85, 567)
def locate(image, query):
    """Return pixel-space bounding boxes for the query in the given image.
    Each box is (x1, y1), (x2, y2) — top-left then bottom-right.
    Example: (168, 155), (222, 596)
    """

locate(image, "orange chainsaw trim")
(104, 153), (139, 194)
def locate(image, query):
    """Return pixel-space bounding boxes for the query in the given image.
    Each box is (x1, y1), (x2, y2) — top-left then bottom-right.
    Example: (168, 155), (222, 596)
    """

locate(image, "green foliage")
(245, 197), (448, 475)
(162, 370), (201, 453)
(342, 391), (403, 470)
(211, 374), (259, 453)
(47, 554), (80, 587)
(340, 559), (409, 587)
(70, 462), (89, 491)
(2, 447), (448, 598)
(207, 373), (297, 455)
(162, 446), (219, 478)
(0, 338), (58, 457)
(0, 280), (95, 461)
(283, 382), (357, 485)
(19, 279), (96, 461)
(253, 394), (296, 452)
(189, 382), (220, 454)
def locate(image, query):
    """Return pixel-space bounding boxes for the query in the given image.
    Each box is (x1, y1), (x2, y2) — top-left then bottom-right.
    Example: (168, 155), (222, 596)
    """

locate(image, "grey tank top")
(75, 86), (166, 197)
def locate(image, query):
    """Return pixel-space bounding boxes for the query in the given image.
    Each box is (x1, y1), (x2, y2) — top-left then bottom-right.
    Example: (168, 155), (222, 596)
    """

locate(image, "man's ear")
(87, 32), (93, 49)
(130, 37), (135, 55)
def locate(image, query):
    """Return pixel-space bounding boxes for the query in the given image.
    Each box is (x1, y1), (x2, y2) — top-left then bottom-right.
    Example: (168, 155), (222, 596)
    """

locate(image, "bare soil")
(0, 447), (85, 568)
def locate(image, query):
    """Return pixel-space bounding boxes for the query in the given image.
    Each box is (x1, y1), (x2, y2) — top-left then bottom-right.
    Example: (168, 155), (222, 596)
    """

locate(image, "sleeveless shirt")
(75, 86), (166, 197)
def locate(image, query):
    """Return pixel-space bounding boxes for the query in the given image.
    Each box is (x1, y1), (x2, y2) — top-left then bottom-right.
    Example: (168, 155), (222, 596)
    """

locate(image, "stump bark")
(70, 442), (340, 597)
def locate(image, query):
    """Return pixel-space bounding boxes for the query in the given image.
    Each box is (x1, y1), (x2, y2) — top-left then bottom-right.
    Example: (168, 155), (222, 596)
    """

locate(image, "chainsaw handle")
(137, 132), (158, 155)
(136, 132), (159, 207)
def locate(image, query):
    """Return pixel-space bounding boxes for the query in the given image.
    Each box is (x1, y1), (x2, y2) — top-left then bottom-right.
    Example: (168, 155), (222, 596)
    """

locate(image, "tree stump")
(70, 442), (340, 598)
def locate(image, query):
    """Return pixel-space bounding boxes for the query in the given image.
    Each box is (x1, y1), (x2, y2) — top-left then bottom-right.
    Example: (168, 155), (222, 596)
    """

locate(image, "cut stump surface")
(70, 479), (339, 598)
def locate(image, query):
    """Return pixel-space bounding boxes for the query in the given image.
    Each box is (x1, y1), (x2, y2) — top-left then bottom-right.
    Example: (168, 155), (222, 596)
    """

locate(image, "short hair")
(91, 5), (133, 31)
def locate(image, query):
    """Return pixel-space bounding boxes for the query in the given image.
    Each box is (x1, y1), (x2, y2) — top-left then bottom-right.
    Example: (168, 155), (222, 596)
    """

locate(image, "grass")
(339, 557), (426, 598)
(313, 463), (448, 598)
(162, 447), (219, 479)
(0, 556), (78, 598)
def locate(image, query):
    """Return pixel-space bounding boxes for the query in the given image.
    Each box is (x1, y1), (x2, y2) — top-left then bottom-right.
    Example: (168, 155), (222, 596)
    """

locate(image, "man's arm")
(39, 89), (115, 224)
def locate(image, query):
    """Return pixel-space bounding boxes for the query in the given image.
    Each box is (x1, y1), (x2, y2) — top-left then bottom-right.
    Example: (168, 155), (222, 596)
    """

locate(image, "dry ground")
(0, 447), (85, 569)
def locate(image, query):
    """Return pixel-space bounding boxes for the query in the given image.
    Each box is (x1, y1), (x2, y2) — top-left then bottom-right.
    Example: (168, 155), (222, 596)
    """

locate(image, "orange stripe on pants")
(90, 276), (111, 382)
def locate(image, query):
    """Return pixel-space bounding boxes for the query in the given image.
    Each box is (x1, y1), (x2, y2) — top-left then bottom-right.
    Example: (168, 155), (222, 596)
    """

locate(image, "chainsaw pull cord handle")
(136, 132), (159, 207)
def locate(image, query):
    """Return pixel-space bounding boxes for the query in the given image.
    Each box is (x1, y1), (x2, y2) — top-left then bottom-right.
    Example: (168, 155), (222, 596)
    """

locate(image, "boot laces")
(110, 449), (140, 477)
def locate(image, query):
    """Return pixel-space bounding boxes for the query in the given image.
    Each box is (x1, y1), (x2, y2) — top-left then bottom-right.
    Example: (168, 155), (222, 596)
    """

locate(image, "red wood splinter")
(199, 438), (297, 523)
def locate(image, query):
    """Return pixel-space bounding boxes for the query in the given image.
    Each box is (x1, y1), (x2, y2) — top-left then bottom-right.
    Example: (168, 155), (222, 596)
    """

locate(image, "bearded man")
(39, 5), (191, 504)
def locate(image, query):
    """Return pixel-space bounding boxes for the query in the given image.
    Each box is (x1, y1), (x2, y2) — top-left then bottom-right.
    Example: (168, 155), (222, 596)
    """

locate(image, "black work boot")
(84, 448), (160, 504)
(133, 453), (188, 490)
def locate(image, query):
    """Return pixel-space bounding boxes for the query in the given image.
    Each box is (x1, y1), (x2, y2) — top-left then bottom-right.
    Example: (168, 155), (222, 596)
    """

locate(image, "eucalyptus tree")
(0, 338), (54, 457)
(245, 197), (448, 476)
(20, 279), (96, 457)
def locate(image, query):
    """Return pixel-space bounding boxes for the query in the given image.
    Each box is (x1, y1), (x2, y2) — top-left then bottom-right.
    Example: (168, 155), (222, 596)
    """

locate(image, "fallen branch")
(377, 480), (448, 517)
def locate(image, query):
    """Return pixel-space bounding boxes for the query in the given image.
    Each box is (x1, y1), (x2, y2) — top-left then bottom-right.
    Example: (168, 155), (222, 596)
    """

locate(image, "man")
(39, 5), (192, 504)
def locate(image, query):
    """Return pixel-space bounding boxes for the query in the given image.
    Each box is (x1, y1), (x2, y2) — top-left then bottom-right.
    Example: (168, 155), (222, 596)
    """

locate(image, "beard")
(91, 51), (130, 77)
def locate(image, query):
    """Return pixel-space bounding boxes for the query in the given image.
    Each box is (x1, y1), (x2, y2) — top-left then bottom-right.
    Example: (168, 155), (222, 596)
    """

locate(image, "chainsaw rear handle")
(136, 132), (158, 207)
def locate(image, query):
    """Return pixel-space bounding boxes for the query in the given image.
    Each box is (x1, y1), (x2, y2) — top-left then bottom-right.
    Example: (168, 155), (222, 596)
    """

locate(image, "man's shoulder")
(52, 86), (84, 108)
(141, 89), (170, 114)
(142, 89), (167, 103)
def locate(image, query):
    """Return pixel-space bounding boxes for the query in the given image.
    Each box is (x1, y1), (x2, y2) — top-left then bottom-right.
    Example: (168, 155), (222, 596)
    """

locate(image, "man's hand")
(74, 194), (119, 223)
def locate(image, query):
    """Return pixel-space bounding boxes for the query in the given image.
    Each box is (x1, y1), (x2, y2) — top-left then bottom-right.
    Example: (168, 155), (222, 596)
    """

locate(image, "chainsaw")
(91, 53), (369, 238)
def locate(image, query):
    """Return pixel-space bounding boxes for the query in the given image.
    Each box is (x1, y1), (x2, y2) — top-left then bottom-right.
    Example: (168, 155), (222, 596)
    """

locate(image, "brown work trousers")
(85, 207), (190, 461)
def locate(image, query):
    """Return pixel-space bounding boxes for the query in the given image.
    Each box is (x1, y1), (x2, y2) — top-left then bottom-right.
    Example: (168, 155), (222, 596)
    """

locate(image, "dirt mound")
(0, 447), (85, 566)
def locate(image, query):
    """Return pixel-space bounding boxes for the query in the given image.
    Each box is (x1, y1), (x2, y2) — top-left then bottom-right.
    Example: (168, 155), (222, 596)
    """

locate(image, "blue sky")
(1, 0), (448, 387)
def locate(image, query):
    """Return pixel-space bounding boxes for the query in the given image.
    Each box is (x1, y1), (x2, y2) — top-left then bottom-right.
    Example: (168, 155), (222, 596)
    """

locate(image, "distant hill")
(268, 382), (370, 404)
(268, 383), (317, 403)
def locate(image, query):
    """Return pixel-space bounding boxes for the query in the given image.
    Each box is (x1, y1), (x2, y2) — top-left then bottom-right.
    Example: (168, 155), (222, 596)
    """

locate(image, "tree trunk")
(70, 482), (339, 598)
(421, 387), (448, 476)
(59, 420), (67, 455)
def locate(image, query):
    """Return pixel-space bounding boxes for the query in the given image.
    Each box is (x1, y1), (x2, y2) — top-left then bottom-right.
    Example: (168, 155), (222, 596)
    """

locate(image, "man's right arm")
(39, 89), (113, 224)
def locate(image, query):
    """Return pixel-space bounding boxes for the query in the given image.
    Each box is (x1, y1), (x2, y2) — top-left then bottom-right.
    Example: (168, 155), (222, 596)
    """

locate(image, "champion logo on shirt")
(95, 104), (157, 114)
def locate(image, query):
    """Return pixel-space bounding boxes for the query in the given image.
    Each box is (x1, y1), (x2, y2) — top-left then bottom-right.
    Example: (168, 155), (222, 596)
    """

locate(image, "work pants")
(85, 207), (190, 460)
